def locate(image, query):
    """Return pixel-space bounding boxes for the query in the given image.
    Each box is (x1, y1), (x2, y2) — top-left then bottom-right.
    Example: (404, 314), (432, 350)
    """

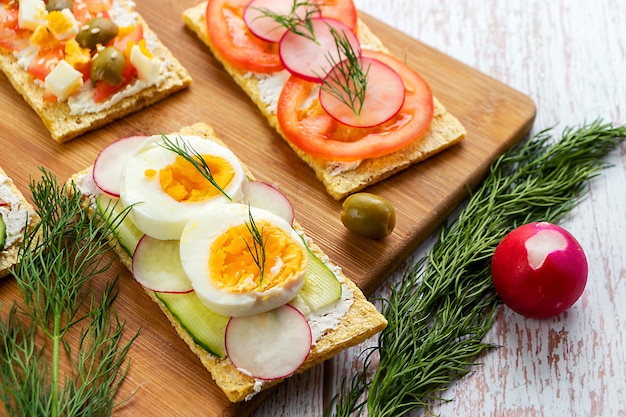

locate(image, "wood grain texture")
(252, 0), (625, 416)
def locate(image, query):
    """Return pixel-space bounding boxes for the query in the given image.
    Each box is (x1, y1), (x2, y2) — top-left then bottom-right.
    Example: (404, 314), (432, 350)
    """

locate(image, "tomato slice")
(0, 4), (30, 51)
(206, 0), (282, 73)
(276, 50), (434, 162)
(205, 0), (358, 73)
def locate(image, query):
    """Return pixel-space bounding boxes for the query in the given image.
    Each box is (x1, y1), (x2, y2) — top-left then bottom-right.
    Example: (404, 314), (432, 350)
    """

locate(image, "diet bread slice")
(70, 122), (387, 402)
(0, 0), (192, 143)
(0, 166), (39, 278)
(182, 2), (466, 199)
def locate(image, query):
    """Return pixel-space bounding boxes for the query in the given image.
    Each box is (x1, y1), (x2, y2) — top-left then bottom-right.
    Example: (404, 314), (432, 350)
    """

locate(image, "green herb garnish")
(255, 0), (321, 41)
(243, 204), (267, 288)
(0, 169), (139, 417)
(320, 26), (369, 117)
(158, 135), (232, 201)
(327, 119), (626, 417)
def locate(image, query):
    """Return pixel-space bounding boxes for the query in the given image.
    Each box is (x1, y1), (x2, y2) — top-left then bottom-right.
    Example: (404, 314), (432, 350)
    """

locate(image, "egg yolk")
(154, 154), (234, 202)
(209, 222), (307, 293)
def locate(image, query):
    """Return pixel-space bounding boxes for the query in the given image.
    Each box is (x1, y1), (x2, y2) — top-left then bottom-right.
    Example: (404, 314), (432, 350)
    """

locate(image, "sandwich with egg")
(0, 0), (191, 142)
(182, 0), (466, 199)
(69, 122), (387, 402)
(0, 166), (39, 278)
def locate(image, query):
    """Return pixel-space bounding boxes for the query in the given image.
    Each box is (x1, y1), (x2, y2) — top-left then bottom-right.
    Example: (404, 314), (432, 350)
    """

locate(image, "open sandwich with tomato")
(0, 0), (192, 142)
(182, 0), (466, 199)
(69, 122), (387, 402)
(0, 166), (39, 279)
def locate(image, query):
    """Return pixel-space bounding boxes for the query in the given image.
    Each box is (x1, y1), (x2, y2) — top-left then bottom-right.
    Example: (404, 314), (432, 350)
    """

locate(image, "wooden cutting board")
(0, 1), (535, 416)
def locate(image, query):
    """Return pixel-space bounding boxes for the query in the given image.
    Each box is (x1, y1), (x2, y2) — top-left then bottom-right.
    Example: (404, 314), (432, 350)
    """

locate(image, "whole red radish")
(491, 222), (588, 319)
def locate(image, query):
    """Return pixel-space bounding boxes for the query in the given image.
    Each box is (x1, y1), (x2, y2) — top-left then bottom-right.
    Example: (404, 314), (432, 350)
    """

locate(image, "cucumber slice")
(156, 291), (229, 358)
(0, 214), (6, 250)
(96, 194), (144, 256)
(290, 245), (342, 314)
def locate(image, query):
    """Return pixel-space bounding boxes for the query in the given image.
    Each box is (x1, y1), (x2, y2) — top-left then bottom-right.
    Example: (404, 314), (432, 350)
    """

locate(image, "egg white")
(119, 135), (247, 240)
(179, 204), (307, 317)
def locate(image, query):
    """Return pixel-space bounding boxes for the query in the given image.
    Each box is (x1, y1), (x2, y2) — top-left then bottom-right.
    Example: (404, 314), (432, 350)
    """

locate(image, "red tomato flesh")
(277, 49), (433, 161)
(0, 4), (30, 51)
(205, 0), (357, 73)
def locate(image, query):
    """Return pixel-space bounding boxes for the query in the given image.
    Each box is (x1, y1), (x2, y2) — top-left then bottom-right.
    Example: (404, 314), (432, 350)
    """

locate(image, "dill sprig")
(320, 26), (369, 117)
(254, 1), (321, 41)
(244, 205), (267, 288)
(158, 135), (232, 201)
(327, 119), (626, 417)
(0, 169), (140, 417)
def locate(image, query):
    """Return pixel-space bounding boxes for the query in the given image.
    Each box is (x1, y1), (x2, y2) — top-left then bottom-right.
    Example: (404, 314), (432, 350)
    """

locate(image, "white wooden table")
(254, 0), (626, 415)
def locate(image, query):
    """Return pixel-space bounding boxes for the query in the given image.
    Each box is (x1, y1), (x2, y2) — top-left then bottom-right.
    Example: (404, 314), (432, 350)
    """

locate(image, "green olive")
(90, 46), (126, 86)
(76, 17), (119, 50)
(340, 192), (396, 239)
(46, 0), (73, 11)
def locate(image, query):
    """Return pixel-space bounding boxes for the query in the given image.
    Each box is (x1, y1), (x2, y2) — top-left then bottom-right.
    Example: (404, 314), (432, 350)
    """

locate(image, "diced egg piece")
(44, 59), (84, 100)
(130, 40), (160, 83)
(119, 135), (248, 240)
(180, 203), (307, 317)
(18, 0), (48, 31)
(47, 9), (79, 41)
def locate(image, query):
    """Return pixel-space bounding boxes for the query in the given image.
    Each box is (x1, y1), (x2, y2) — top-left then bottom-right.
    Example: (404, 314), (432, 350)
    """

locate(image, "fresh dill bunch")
(326, 119), (626, 417)
(320, 26), (369, 117)
(255, 1), (321, 41)
(158, 134), (232, 201)
(0, 169), (140, 417)
(244, 205), (267, 288)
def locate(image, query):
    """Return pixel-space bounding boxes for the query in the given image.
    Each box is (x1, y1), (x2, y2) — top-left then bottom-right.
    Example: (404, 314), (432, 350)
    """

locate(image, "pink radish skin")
(225, 304), (311, 380)
(92, 135), (149, 197)
(132, 235), (193, 293)
(279, 17), (360, 83)
(320, 57), (406, 128)
(491, 222), (588, 319)
(244, 181), (294, 224)
(244, 0), (321, 43)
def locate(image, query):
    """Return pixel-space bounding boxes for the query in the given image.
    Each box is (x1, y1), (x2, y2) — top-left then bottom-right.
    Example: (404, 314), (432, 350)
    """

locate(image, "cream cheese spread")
(0, 175), (33, 250)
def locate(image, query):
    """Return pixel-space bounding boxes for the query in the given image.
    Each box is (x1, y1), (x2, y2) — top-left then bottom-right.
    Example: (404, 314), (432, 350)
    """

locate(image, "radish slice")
(279, 17), (360, 83)
(132, 235), (193, 293)
(319, 57), (406, 128)
(92, 135), (149, 197)
(244, 0), (321, 43)
(225, 304), (311, 380)
(244, 181), (294, 224)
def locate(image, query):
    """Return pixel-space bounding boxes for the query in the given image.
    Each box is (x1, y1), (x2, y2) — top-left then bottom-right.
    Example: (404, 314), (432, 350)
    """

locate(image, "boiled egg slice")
(119, 135), (247, 240)
(179, 203), (307, 317)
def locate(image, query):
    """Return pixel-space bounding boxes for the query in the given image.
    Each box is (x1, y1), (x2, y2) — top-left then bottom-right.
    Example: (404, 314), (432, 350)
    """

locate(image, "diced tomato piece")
(276, 50), (434, 162)
(111, 24), (144, 55)
(0, 4), (30, 51)
(73, 0), (113, 24)
(92, 60), (137, 103)
(27, 43), (66, 81)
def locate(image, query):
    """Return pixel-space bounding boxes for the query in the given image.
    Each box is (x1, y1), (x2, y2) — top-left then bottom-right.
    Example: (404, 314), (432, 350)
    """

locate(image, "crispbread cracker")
(70, 122), (387, 402)
(182, 3), (466, 199)
(0, 0), (192, 143)
(0, 167), (39, 278)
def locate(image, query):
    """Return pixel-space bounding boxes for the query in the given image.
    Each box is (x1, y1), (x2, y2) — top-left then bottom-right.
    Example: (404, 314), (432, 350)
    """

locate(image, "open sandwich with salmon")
(70, 122), (387, 402)
(0, 0), (191, 142)
(0, 166), (39, 278)
(183, 0), (466, 199)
